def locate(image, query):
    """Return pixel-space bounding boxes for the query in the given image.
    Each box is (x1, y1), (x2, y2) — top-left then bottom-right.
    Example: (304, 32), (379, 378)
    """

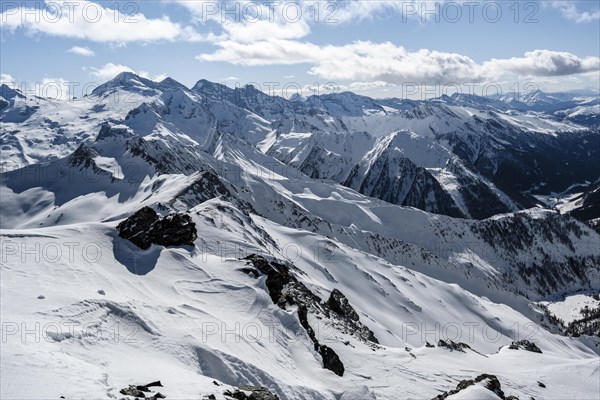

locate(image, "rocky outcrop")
(433, 374), (516, 400)
(327, 288), (359, 321)
(244, 254), (346, 376)
(223, 385), (279, 399)
(119, 381), (165, 399)
(437, 339), (471, 352)
(169, 171), (232, 209)
(327, 289), (379, 344)
(508, 340), (542, 353)
(117, 207), (197, 250)
(243, 255), (379, 377)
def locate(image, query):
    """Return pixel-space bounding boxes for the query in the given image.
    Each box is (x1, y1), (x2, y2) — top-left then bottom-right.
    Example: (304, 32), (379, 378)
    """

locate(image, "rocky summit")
(117, 207), (197, 249)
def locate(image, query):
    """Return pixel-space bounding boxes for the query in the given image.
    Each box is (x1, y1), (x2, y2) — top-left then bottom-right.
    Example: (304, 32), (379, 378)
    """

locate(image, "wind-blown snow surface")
(1, 75), (599, 399)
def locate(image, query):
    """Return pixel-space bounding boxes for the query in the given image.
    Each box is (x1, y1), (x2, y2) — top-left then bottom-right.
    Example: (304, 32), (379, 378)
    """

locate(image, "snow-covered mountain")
(1, 74), (599, 399)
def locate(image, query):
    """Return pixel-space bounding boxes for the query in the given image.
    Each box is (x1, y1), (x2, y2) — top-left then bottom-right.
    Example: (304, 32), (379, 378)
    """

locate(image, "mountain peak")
(92, 72), (159, 96)
(159, 77), (188, 91)
(191, 79), (232, 98)
(0, 83), (25, 100)
(114, 71), (141, 80)
(95, 122), (134, 142)
(289, 92), (306, 102)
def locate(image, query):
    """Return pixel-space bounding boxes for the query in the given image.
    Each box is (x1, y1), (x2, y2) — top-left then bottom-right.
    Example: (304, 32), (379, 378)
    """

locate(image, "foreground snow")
(1, 215), (599, 399)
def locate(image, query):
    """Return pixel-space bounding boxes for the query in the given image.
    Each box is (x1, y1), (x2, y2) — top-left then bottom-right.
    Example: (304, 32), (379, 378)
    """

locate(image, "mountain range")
(1, 73), (599, 399)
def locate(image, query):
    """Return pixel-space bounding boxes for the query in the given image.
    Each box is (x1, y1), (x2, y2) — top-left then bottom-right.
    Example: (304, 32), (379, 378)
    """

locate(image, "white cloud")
(90, 63), (136, 81)
(37, 78), (71, 100)
(67, 46), (95, 57)
(153, 73), (168, 82)
(198, 39), (319, 65)
(1, 0), (204, 43)
(483, 50), (600, 77)
(1, 73), (15, 84)
(89, 63), (166, 82)
(175, 0), (312, 42)
(349, 81), (393, 91)
(174, 0), (460, 50)
(223, 18), (310, 43)
(549, 1), (600, 23)
(309, 42), (482, 84)
(198, 40), (599, 85)
(197, 40), (483, 84)
(2, 74), (73, 100)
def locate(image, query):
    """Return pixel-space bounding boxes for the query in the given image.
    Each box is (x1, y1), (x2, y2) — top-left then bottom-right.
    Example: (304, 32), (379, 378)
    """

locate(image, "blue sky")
(1, 0), (599, 99)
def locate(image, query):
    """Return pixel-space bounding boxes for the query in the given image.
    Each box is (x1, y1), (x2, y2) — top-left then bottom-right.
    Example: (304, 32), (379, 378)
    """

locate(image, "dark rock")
(212, 380), (220, 386)
(433, 374), (508, 400)
(318, 344), (345, 377)
(150, 213), (197, 247)
(244, 255), (381, 376)
(508, 340), (542, 353)
(206, 395), (216, 400)
(224, 386), (279, 400)
(168, 171), (232, 209)
(117, 207), (197, 250)
(120, 385), (146, 398)
(240, 386), (279, 400)
(537, 381), (546, 388)
(239, 267), (259, 278)
(224, 389), (247, 399)
(425, 341), (435, 348)
(244, 255), (345, 376)
(135, 381), (163, 393)
(68, 144), (101, 169)
(437, 339), (471, 352)
(117, 207), (159, 249)
(327, 289), (360, 321)
(119, 381), (164, 399)
(323, 289), (378, 344)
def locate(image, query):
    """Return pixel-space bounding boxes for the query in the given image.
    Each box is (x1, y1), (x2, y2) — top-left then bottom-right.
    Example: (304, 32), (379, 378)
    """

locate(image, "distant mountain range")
(4, 74), (597, 223)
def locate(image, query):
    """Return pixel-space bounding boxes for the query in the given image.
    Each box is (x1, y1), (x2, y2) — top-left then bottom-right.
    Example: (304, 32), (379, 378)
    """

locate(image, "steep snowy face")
(257, 89), (596, 218)
(192, 80), (296, 122)
(266, 130), (377, 182)
(100, 78), (600, 207)
(126, 83), (274, 149)
(342, 132), (465, 217)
